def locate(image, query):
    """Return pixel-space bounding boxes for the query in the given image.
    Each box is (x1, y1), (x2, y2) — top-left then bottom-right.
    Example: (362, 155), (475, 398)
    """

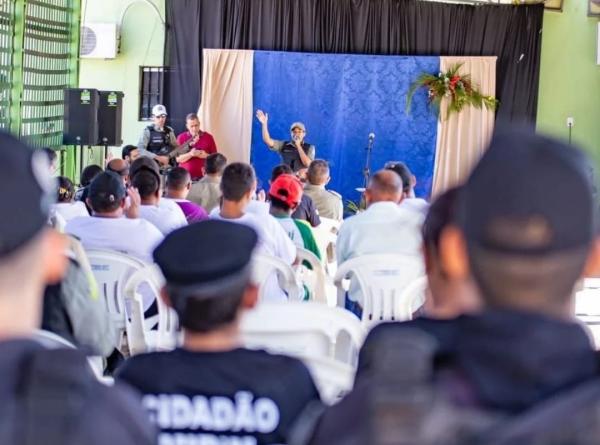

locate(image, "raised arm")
(256, 109), (276, 148)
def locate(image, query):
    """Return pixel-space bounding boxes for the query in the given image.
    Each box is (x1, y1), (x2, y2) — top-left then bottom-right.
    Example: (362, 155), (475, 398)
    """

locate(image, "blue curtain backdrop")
(251, 51), (440, 202)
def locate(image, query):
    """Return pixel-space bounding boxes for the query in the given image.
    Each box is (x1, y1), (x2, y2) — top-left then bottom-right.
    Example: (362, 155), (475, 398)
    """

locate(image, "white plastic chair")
(252, 253), (303, 301)
(240, 301), (366, 366)
(398, 276), (428, 314)
(334, 254), (425, 327)
(123, 264), (180, 354)
(301, 355), (355, 405)
(85, 249), (149, 352)
(295, 248), (328, 303)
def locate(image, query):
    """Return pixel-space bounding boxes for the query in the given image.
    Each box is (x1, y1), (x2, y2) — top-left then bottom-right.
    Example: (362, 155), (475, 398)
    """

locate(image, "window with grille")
(20, 0), (78, 148)
(139, 66), (166, 121)
(0, 1), (14, 132)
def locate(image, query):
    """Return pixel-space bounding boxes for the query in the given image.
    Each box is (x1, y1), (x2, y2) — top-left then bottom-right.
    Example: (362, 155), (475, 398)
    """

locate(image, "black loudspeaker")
(97, 90), (123, 146)
(63, 88), (99, 145)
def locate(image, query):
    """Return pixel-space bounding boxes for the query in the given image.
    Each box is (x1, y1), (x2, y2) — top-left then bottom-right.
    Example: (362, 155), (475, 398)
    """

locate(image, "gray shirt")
(303, 183), (343, 221)
(188, 176), (222, 212)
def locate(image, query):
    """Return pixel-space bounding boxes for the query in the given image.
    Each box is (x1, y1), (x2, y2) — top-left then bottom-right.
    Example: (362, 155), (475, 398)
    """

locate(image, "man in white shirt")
(210, 162), (296, 301)
(129, 158), (187, 235)
(336, 170), (425, 314)
(65, 171), (164, 264)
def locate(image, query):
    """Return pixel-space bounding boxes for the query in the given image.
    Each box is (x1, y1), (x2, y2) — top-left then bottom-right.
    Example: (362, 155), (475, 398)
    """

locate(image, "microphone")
(368, 132), (375, 142)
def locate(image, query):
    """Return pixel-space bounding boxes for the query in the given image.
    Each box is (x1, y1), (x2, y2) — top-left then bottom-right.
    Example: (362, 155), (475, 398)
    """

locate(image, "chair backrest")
(295, 248), (328, 303)
(86, 249), (148, 319)
(123, 264), (179, 354)
(48, 211), (66, 233)
(313, 218), (341, 267)
(252, 253), (303, 300)
(300, 355), (355, 405)
(240, 301), (365, 366)
(398, 276), (428, 314)
(334, 254), (425, 327)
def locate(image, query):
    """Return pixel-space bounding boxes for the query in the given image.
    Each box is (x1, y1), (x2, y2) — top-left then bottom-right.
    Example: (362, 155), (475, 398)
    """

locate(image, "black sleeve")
(304, 195), (321, 227)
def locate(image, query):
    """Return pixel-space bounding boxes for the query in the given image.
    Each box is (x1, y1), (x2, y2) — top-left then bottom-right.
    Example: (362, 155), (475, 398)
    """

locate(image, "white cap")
(152, 104), (168, 116)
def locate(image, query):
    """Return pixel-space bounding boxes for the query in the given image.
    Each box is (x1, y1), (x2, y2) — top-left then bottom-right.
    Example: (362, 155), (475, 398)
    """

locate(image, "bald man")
(106, 158), (130, 186)
(336, 170), (425, 315)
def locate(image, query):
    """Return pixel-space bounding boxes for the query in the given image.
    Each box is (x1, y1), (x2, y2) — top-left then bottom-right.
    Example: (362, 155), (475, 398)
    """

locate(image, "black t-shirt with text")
(116, 347), (320, 445)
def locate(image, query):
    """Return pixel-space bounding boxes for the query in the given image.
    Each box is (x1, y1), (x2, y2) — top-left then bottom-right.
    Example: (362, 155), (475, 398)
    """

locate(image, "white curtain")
(199, 49), (254, 163)
(432, 56), (497, 196)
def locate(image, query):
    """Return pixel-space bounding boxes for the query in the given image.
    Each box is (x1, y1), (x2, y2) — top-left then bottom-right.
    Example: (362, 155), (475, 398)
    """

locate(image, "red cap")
(269, 174), (303, 207)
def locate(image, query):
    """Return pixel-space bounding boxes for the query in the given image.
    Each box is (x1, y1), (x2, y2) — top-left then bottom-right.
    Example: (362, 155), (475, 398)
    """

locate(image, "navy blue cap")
(459, 130), (596, 255)
(153, 220), (258, 293)
(130, 156), (160, 181)
(0, 132), (53, 256)
(88, 171), (126, 205)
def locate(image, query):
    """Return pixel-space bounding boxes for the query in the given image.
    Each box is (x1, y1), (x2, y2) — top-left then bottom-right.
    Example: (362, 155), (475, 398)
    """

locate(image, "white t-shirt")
(65, 216), (164, 264)
(51, 201), (89, 222)
(139, 204), (187, 235)
(210, 207), (296, 302)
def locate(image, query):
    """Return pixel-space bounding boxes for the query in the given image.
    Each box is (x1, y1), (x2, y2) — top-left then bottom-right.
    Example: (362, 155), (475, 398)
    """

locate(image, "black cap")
(153, 220), (258, 296)
(130, 156), (160, 181)
(88, 171), (126, 206)
(459, 130), (596, 255)
(0, 132), (53, 256)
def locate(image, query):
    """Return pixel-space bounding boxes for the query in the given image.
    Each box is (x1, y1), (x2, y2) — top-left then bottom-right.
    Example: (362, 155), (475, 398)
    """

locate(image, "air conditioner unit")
(80, 23), (118, 59)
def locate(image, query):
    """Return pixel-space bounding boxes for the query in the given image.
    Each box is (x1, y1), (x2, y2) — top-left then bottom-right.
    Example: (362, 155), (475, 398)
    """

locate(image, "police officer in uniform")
(256, 109), (315, 172)
(137, 104), (178, 167)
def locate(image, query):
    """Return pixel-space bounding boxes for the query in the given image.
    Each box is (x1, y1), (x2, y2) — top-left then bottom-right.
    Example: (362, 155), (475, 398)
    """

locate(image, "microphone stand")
(363, 135), (375, 189)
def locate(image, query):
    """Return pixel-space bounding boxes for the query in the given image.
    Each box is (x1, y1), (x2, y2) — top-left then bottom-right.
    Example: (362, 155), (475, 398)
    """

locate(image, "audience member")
(51, 176), (89, 222)
(75, 164), (103, 213)
(42, 236), (117, 357)
(132, 168), (187, 235)
(211, 163), (296, 301)
(336, 170), (424, 315)
(121, 144), (139, 164)
(0, 132), (155, 444)
(65, 171), (163, 264)
(309, 130), (600, 443)
(164, 167), (208, 223)
(116, 220), (320, 445)
(188, 152), (227, 212)
(269, 174), (321, 260)
(106, 158), (130, 186)
(175, 113), (218, 180)
(129, 156), (187, 217)
(304, 159), (343, 221)
(271, 164), (321, 227)
(421, 186), (480, 318)
(42, 146), (58, 174)
(385, 161), (429, 214)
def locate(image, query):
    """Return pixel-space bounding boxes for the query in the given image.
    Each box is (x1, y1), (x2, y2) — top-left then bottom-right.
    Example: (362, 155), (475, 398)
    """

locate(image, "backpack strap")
(14, 348), (96, 445)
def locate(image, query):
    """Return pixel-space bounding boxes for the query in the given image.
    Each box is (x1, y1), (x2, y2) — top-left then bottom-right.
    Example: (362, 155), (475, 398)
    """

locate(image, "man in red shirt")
(175, 113), (218, 180)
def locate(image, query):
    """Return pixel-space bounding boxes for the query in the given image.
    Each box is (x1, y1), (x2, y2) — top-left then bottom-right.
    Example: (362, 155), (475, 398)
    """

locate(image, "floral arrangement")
(406, 63), (499, 119)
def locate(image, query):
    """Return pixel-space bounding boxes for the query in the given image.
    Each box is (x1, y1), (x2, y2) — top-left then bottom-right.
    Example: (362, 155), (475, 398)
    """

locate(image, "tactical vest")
(280, 142), (312, 172)
(146, 125), (172, 155)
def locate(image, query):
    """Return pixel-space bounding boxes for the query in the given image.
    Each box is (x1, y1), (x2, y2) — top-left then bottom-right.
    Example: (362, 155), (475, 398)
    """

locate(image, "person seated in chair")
(116, 220), (320, 445)
(308, 130), (600, 444)
(163, 167), (208, 223)
(65, 171), (163, 264)
(303, 159), (343, 221)
(336, 170), (424, 317)
(188, 152), (227, 212)
(271, 164), (321, 227)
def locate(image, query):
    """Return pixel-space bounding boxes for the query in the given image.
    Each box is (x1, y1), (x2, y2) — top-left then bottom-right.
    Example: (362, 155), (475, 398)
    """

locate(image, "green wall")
(537, 1), (600, 165)
(78, 0), (165, 164)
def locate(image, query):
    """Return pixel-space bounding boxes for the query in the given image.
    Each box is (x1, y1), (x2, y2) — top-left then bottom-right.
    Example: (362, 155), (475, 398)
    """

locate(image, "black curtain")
(165, 0), (544, 134)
